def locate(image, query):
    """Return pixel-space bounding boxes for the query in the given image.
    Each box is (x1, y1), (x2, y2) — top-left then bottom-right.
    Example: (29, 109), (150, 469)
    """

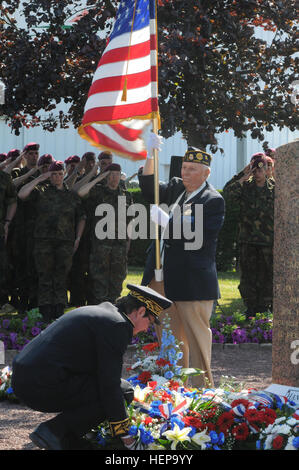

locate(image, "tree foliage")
(0, 0), (298, 150)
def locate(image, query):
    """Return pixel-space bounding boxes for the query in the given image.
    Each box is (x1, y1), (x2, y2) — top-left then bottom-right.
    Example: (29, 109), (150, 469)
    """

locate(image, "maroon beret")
(105, 163), (121, 172)
(82, 152), (96, 161)
(49, 161), (64, 172)
(250, 152), (265, 161)
(265, 148), (276, 157)
(0, 153), (7, 163)
(23, 142), (40, 152)
(250, 155), (267, 170)
(98, 151), (113, 160)
(265, 156), (274, 167)
(65, 155), (80, 164)
(38, 154), (55, 166)
(7, 149), (21, 160)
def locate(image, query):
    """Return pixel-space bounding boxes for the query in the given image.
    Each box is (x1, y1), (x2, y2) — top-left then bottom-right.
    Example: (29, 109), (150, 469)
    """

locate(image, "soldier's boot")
(39, 305), (52, 323)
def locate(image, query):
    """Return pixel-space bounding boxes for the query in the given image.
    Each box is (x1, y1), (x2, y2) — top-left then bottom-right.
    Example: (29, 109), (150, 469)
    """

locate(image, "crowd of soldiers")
(0, 143), (133, 322)
(0, 142), (276, 324)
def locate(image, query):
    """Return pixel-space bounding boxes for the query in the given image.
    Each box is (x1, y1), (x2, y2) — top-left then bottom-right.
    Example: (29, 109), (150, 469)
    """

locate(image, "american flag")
(78, 0), (160, 161)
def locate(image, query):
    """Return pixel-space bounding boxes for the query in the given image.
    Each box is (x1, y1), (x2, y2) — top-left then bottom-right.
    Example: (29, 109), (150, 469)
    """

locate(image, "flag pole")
(153, 117), (163, 280)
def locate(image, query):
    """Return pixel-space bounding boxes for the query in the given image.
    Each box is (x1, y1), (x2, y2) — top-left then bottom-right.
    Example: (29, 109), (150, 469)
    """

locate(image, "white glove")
(151, 204), (169, 228)
(147, 132), (163, 158)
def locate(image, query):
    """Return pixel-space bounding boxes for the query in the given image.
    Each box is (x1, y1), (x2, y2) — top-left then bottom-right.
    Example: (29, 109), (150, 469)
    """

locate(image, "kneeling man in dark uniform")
(11, 284), (172, 450)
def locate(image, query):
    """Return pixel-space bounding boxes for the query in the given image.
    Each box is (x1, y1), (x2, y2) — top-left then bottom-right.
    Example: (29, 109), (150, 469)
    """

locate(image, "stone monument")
(269, 139), (299, 401)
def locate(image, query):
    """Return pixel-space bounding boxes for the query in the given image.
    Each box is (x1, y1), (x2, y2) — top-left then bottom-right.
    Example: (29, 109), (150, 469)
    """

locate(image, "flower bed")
(0, 309), (47, 350)
(211, 311), (272, 344)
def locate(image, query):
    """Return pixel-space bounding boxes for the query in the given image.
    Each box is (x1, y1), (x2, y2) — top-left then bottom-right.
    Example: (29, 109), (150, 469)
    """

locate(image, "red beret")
(23, 142), (39, 152)
(7, 149), (21, 160)
(38, 154), (55, 166)
(105, 163), (121, 172)
(49, 161), (64, 172)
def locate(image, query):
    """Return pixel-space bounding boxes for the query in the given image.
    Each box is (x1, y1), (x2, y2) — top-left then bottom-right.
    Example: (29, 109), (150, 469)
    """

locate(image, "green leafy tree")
(0, 0), (298, 150)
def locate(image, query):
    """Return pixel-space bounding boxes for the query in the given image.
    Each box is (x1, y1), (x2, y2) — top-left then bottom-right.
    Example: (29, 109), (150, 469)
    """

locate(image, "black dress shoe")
(29, 422), (64, 450)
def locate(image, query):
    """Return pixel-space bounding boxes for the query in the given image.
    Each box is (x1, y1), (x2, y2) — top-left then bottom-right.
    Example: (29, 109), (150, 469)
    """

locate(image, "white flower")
(134, 385), (152, 402)
(172, 390), (192, 410)
(191, 429), (211, 450)
(264, 435), (273, 450)
(147, 442), (165, 450)
(287, 417), (297, 426)
(272, 424), (291, 435)
(162, 423), (192, 450)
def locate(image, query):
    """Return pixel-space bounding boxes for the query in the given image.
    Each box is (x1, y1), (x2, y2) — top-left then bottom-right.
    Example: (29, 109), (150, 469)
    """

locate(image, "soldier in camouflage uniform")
(0, 169), (17, 307)
(9, 143), (41, 312)
(77, 163), (133, 305)
(18, 161), (86, 322)
(223, 153), (275, 316)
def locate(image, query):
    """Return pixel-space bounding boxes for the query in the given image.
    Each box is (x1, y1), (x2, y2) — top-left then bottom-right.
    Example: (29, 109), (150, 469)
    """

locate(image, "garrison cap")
(127, 283), (172, 325)
(183, 147), (212, 167)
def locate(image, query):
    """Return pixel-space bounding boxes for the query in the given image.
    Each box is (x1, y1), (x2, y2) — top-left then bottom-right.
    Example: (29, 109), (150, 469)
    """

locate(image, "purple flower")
(231, 328), (248, 343)
(2, 319), (10, 329)
(31, 327), (41, 336)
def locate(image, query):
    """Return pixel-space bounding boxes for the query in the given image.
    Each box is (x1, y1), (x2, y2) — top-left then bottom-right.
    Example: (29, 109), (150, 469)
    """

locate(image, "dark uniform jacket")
(12, 303), (133, 424)
(139, 174), (225, 301)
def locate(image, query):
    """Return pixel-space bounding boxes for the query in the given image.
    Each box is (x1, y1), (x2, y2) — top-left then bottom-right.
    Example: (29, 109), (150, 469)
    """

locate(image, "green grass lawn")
(123, 267), (244, 317)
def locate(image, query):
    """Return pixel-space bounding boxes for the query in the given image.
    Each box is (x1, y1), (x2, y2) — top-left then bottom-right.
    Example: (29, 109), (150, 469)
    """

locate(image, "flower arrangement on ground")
(91, 317), (298, 451)
(0, 366), (18, 402)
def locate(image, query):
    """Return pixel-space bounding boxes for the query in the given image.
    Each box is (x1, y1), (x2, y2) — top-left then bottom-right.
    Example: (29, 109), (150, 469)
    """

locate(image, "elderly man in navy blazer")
(139, 140), (225, 388)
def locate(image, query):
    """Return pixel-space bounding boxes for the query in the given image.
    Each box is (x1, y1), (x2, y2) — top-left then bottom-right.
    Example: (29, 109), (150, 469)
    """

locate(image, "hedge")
(127, 187), (239, 271)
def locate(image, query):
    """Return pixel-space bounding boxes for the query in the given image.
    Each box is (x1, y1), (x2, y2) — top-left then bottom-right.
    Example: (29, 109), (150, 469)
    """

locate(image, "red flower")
(205, 422), (216, 432)
(183, 416), (203, 429)
(232, 423), (250, 441)
(138, 371), (152, 384)
(244, 408), (263, 424)
(231, 399), (250, 408)
(144, 417), (153, 425)
(217, 411), (235, 431)
(142, 342), (159, 353)
(168, 380), (180, 391)
(148, 381), (157, 390)
(156, 358), (171, 367)
(262, 408), (277, 425)
(272, 435), (284, 450)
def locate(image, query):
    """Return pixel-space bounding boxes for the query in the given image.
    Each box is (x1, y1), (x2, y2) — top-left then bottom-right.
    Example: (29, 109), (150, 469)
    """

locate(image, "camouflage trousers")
(238, 243), (273, 311)
(34, 239), (74, 307)
(68, 235), (90, 307)
(89, 241), (128, 305)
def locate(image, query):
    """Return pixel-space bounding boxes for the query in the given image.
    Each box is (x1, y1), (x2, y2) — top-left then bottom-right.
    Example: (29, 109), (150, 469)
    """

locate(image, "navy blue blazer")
(139, 174), (225, 301)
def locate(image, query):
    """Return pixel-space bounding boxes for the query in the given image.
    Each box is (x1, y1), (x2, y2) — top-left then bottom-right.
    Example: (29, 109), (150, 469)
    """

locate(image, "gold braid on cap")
(129, 290), (163, 317)
(183, 149), (211, 166)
